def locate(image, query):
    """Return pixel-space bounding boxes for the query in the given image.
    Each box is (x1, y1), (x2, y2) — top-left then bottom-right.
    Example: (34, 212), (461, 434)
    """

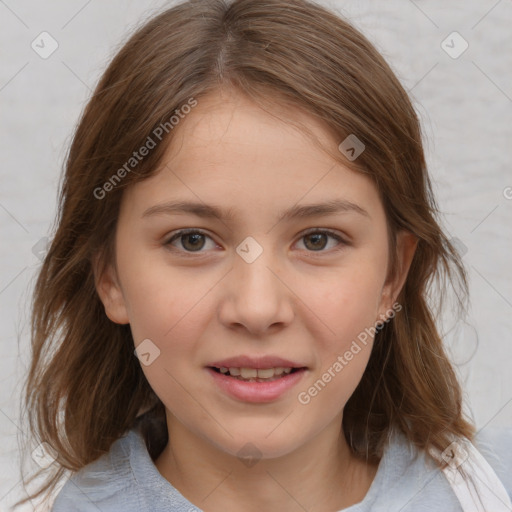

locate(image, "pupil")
(183, 233), (204, 251)
(306, 233), (326, 251)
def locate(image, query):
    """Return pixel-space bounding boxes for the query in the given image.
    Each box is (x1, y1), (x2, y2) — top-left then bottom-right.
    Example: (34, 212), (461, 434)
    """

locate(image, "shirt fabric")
(51, 426), (512, 512)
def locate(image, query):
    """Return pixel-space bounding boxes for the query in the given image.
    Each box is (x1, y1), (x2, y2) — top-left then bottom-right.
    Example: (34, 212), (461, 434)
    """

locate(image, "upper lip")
(208, 356), (306, 369)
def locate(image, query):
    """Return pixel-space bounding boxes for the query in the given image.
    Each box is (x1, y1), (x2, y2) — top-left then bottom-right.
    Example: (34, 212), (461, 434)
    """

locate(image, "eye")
(163, 228), (347, 256)
(295, 229), (347, 253)
(164, 229), (217, 254)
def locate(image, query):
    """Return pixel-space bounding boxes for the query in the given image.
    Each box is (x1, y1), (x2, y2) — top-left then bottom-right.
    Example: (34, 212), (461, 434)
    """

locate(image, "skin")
(95, 88), (417, 511)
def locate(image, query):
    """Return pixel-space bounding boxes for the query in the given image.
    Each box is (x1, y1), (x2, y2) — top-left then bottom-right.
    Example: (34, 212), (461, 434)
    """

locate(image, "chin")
(208, 428), (307, 462)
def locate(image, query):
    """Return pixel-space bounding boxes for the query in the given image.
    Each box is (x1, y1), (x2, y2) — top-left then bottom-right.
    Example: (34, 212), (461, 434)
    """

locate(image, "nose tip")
(217, 236), (294, 335)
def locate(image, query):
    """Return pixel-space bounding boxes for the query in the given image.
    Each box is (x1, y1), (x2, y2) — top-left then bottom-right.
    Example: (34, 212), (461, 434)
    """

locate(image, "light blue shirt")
(51, 426), (512, 511)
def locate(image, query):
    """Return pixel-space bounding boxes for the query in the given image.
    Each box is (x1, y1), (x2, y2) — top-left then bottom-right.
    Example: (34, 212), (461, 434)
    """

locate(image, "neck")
(155, 412), (379, 512)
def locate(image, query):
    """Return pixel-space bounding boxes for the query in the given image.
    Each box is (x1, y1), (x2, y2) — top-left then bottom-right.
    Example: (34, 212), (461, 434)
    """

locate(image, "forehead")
(121, 89), (385, 225)
(168, 88), (336, 165)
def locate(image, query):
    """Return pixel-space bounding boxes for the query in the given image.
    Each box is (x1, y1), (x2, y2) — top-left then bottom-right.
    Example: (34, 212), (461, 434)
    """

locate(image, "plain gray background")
(1, 1), (511, 510)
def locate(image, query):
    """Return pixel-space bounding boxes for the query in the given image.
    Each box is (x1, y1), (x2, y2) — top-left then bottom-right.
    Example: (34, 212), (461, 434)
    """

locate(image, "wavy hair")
(15, 0), (474, 508)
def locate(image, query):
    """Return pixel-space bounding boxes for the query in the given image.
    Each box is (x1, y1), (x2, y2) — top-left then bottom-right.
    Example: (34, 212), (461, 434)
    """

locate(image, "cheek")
(119, 252), (210, 341)
(298, 276), (379, 413)
(306, 264), (384, 343)
(124, 268), (209, 417)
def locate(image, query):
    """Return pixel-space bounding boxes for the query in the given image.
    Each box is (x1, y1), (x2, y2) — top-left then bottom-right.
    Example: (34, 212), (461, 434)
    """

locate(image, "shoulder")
(51, 430), (143, 512)
(362, 430), (464, 512)
(51, 427), (198, 512)
(365, 427), (512, 512)
(473, 425), (512, 495)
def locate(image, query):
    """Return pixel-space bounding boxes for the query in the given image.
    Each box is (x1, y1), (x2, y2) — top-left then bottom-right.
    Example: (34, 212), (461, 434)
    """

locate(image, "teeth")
(219, 367), (296, 379)
(256, 368), (275, 378)
(240, 368), (257, 379)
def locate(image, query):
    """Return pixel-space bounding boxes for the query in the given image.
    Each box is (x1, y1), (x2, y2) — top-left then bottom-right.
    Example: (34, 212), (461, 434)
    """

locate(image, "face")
(95, 88), (416, 460)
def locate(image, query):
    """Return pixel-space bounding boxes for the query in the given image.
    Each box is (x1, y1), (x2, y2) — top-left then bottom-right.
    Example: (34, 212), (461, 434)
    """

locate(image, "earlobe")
(378, 230), (418, 318)
(92, 253), (130, 325)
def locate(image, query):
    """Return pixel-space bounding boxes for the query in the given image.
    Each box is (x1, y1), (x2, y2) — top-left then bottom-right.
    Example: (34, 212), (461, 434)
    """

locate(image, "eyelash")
(163, 228), (348, 257)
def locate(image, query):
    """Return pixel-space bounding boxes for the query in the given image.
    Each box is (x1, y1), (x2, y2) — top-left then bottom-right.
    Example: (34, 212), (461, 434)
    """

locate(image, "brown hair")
(15, 0), (475, 508)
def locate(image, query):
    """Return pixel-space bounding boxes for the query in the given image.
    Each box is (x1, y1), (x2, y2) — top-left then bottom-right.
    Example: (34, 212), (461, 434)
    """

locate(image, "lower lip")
(206, 368), (307, 403)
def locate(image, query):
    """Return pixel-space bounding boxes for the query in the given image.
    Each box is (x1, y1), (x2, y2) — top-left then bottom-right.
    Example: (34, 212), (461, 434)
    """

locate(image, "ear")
(377, 230), (418, 319)
(92, 252), (130, 325)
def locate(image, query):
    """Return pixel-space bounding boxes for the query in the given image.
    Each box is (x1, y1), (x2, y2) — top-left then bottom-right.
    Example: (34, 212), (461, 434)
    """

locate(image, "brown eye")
(303, 232), (329, 251)
(180, 232), (206, 251)
(165, 229), (215, 254)
(297, 229), (346, 253)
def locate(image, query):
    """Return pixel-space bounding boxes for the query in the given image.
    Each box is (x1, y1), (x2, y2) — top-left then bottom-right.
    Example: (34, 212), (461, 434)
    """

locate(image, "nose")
(217, 242), (295, 336)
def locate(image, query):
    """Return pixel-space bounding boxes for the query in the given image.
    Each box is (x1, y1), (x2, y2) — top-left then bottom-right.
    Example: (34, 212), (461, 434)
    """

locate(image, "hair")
(15, 0), (476, 509)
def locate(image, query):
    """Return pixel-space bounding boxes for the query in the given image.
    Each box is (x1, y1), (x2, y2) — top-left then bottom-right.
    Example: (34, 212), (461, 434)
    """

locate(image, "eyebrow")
(142, 198), (370, 223)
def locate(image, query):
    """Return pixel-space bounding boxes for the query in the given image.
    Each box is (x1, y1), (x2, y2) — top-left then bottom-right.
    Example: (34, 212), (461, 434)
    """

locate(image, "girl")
(15, 0), (512, 511)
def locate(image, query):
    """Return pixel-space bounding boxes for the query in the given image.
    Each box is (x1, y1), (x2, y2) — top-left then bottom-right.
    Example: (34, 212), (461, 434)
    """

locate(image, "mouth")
(206, 356), (308, 402)
(208, 366), (305, 383)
